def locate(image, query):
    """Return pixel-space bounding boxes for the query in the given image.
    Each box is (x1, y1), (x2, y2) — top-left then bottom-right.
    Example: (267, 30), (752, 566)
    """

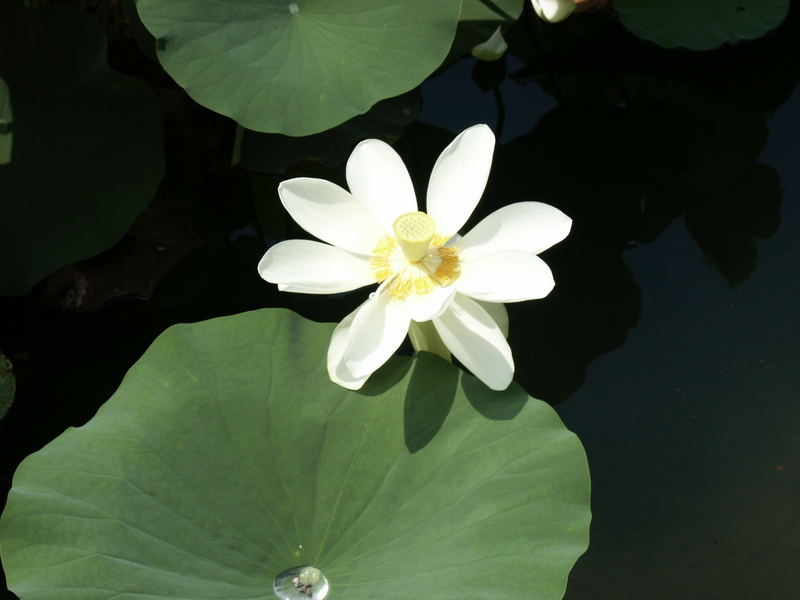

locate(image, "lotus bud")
(471, 26), (508, 62)
(531, 0), (576, 23)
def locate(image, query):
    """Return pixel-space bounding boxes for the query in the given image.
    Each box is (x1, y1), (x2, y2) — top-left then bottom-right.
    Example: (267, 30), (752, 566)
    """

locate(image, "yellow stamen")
(431, 233), (451, 247)
(431, 247), (460, 286)
(370, 237), (396, 281)
(393, 212), (436, 262)
(368, 231), (461, 301)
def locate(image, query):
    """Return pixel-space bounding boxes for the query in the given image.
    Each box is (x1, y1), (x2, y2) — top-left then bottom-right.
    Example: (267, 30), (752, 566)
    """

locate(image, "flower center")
(370, 212), (460, 301)
(392, 211), (436, 262)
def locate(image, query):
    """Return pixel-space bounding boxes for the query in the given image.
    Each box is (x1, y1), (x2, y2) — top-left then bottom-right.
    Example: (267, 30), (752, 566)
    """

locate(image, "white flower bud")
(471, 26), (508, 62)
(531, 0), (575, 23)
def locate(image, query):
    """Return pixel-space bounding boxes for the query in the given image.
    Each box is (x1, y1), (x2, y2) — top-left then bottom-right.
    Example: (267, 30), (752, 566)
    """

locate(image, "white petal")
(432, 294), (513, 391)
(332, 291), (410, 383)
(457, 250), (555, 302)
(278, 178), (386, 254)
(477, 300), (509, 338)
(531, 0), (575, 23)
(403, 283), (457, 322)
(426, 124), (495, 238)
(346, 139), (417, 233)
(327, 303), (371, 390)
(459, 201), (572, 260)
(258, 240), (375, 294)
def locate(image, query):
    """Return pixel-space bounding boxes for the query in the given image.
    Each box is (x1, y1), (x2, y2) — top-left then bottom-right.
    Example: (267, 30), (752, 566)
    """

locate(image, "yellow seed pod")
(393, 211), (436, 262)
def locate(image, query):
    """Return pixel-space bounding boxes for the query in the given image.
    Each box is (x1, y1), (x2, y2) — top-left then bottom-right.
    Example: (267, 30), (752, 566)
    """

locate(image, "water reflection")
(482, 82), (780, 399)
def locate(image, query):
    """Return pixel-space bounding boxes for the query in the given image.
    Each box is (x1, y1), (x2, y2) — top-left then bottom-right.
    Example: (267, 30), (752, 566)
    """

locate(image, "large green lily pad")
(134, 0), (461, 135)
(614, 0), (790, 50)
(0, 309), (590, 600)
(0, 3), (164, 296)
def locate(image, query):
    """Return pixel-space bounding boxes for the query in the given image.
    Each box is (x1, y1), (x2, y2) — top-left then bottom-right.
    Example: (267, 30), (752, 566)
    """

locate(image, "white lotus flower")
(258, 124), (571, 391)
(531, 0), (575, 23)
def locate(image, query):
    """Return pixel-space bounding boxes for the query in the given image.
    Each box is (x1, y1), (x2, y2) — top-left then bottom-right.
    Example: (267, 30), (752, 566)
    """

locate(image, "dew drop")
(273, 566), (329, 600)
(288, 3), (300, 15)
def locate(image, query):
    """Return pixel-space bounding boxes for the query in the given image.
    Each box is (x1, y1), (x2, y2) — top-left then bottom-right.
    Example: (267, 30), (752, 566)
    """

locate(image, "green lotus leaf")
(0, 3), (164, 296)
(614, 0), (790, 50)
(0, 309), (590, 600)
(133, 0), (462, 136)
(0, 351), (14, 421)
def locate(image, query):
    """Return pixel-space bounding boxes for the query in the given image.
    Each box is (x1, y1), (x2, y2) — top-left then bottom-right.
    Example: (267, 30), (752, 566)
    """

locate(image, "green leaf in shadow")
(615, 0), (790, 50)
(0, 3), (164, 295)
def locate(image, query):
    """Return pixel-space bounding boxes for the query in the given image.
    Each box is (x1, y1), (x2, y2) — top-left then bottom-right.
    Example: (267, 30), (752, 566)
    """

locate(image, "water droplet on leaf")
(273, 566), (329, 600)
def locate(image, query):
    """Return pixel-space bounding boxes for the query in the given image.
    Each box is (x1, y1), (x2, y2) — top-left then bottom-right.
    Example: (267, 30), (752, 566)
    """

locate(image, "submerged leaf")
(0, 77), (11, 165)
(235, 92), (420, 174)
(0, 351), (14, 421)
(0, 3), (164, 295)
(0, 309), (590, 600)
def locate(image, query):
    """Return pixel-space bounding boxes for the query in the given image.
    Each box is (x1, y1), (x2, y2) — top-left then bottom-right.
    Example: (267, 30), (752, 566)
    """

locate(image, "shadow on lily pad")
(462, 372), (528, 421)
(403, 352), (458, 453)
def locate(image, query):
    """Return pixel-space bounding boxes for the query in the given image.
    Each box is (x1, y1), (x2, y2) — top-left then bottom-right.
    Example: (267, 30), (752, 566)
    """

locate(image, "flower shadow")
(357, 355), (412, 397)
(367, 352), (530, 454)
(461, 372), (527, 420)
(402, 352), (458, 454)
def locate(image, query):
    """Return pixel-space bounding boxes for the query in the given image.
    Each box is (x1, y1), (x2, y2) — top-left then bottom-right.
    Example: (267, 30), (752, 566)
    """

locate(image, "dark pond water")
(1, 4), (799, 600)
(556, 87), (800, 600)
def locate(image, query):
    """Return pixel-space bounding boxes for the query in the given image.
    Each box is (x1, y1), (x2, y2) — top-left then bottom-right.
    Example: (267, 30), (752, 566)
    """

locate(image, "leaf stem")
(477, 0), (517, 22)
